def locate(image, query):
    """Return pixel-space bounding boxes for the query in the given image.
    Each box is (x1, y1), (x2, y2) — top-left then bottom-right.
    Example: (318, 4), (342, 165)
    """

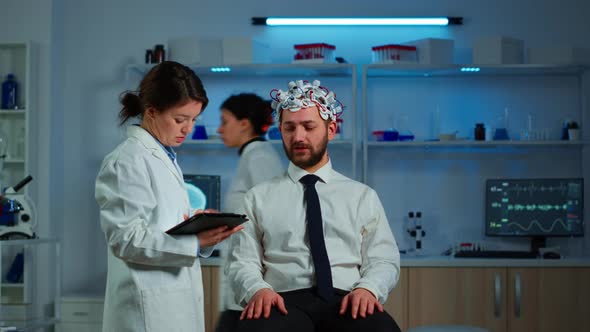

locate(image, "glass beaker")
(397, 115), (414, 141)
(430, 107), (440, 140)
(521, 113), (534, 141)
(0, 131), (8, 160)
(0, 132), (6, 190)
(493, 108), (510, 140)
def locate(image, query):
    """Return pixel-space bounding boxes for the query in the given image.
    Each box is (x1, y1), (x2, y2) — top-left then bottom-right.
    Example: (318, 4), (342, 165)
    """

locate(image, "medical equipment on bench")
(0, 175), (36, 239)
(407, 211), (426, 254)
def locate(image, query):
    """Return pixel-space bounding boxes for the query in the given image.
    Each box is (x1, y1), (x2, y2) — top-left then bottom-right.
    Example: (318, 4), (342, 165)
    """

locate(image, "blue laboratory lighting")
(210, 67), (231, 73)
(460, 67), (480, 72)
(253, 17), (462, 26)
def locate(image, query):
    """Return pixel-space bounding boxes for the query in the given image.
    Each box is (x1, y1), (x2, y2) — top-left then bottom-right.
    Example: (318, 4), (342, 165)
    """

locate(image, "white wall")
(1, 0), (589, 293)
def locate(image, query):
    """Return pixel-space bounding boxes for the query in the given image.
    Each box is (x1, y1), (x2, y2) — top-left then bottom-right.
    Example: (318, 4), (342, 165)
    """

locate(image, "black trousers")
(216, 310), (241, 332)
(217, 288), (400, 332)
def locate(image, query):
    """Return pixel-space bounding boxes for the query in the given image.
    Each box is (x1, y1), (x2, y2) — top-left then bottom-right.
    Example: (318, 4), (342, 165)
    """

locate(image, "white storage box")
(527, 47), (590, 64)
(405, 38), (454, 64)
(169, 36), (269, 66)
(168, 36), (222, 66)
(222, 37), (270, 65)
(473, 36), (524, 64)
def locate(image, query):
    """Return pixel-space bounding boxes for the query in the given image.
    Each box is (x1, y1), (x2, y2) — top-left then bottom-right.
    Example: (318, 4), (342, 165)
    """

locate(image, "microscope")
(0, 175), (36, 240)
(407, 211), (426, 254)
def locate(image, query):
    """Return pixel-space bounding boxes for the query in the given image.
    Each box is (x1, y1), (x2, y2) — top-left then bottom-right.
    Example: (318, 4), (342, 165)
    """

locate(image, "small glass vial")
(153, 45), (166, 63)
(145, 49), (153, 64)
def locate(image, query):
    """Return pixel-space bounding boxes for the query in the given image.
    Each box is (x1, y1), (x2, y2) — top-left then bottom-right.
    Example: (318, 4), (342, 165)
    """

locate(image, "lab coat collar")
(287, 159), (333, 185)
(127, 126), (185, 186)
(238, 137), (266, 156)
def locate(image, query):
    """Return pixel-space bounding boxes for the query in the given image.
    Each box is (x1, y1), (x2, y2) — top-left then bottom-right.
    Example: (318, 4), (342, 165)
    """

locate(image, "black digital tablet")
(166, 213), (248, 235)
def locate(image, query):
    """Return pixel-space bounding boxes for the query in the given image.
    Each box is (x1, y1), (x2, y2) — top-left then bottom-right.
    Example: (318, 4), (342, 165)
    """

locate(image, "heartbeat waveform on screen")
(507, 204), (567, 211)
(506, 218), (576, 233)
(490, 183), (571, 197)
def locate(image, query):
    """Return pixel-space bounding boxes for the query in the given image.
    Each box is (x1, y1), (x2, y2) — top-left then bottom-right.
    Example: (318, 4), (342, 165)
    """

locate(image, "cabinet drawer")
(60, 301), (104, 323)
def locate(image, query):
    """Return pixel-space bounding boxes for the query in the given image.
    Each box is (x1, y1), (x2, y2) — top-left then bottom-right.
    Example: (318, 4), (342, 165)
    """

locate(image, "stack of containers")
(293, 43), (336, 63)
(371, 44), (417, 63)
(404, 38), (455, 64)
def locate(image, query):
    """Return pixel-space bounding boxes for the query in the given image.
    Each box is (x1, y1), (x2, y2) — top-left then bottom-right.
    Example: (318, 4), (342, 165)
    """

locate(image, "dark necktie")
(300, 174), (333, 301)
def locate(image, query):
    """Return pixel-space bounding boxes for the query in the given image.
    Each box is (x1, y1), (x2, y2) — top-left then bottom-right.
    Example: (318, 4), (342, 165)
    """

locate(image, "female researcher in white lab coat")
(95, 61), (243, 332)
(215, 93), (284, 332)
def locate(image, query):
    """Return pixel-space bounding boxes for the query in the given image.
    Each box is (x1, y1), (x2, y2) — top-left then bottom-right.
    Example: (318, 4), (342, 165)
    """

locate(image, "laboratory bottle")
(145, 49), (153, 64)
(474, 123), (485, 141)
(1, 74), (18, 109)
(153, 45), (166, 63)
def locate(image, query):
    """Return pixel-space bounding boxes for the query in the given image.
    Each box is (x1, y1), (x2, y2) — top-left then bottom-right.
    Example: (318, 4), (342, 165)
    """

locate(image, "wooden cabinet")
(203, 264), (590, 332)
(384, 267), (408, 331)
(395, 266), (590, 332)
(406, 267), (506, 332)
(202, 265), (221, 332)
(508, 268), (590, 332)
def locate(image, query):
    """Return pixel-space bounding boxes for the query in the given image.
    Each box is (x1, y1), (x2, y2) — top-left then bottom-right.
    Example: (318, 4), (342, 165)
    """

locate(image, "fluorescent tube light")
(252, 17), (462, 26)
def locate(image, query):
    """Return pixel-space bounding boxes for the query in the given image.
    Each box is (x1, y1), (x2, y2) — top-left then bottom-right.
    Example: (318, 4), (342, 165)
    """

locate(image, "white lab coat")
(224, 140), (284, 213)
(222, 140), (284, 310)
(95, 125), (205, 332)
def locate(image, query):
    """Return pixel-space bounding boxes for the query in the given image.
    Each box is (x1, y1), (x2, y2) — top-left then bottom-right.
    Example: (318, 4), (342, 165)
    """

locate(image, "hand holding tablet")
(166, 212), (248, 235)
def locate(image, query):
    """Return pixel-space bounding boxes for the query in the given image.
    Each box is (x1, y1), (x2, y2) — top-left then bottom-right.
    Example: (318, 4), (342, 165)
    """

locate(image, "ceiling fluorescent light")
(252, 17), (462, 26)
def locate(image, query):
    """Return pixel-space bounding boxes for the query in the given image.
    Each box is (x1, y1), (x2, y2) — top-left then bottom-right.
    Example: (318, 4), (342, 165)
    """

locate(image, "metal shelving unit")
(0, 43), (31, 193)
(127, 63), (359, 179)
(126, 63), (355, 79)
(0, 238), (61, 331)
(366, 140), (588, 148)
(362, 63), (590, 183)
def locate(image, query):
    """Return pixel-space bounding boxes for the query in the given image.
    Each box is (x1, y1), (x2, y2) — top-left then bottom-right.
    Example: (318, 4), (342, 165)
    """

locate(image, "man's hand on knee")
(240, 288), (288, 320)
(339, 288), (384, 319)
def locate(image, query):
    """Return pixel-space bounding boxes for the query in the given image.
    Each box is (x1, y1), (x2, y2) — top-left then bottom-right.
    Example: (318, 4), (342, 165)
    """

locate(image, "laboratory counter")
(200, 255), (590, 267)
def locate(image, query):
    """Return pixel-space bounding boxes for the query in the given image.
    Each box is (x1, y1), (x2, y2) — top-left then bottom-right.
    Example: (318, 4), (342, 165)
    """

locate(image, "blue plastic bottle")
(1, 74), (18, 109)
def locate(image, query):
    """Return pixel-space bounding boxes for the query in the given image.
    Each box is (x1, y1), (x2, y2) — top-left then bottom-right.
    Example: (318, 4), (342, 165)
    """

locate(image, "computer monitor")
(183, 174), (221, 211)
(485, 178), (584, 253)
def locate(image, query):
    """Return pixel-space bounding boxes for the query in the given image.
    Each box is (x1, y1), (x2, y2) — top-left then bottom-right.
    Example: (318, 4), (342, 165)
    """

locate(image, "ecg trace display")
(486, 178), (584, 237)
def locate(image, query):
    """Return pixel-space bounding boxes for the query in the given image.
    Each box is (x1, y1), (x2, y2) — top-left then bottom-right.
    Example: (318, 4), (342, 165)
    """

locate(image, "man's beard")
(283, 135), (328, 169)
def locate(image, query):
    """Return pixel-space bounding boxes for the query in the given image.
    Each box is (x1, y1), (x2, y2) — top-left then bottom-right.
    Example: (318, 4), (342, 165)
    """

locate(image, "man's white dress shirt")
(226, 160), (400, 306)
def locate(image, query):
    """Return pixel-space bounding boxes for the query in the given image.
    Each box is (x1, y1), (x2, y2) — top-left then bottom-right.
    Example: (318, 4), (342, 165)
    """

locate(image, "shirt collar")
(287, 159), (333, 184)
(135, 125), (177, 161)
(238, 136), (266, 156)
(160, 143), (177, 162)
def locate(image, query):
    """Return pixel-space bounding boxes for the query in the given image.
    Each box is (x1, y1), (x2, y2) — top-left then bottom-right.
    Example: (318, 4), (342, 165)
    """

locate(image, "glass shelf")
(366, 140), (588, 148)
(0, 283), (25, 288)
(127, 63), (355, 79)
(182, 139), (225, 146)
(269, 139), (354, 146)
(364, 63), (589, 78)
(180, 138), (355, 147)
(2, 159), (25, 164)
(0, 109), (25, 114)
